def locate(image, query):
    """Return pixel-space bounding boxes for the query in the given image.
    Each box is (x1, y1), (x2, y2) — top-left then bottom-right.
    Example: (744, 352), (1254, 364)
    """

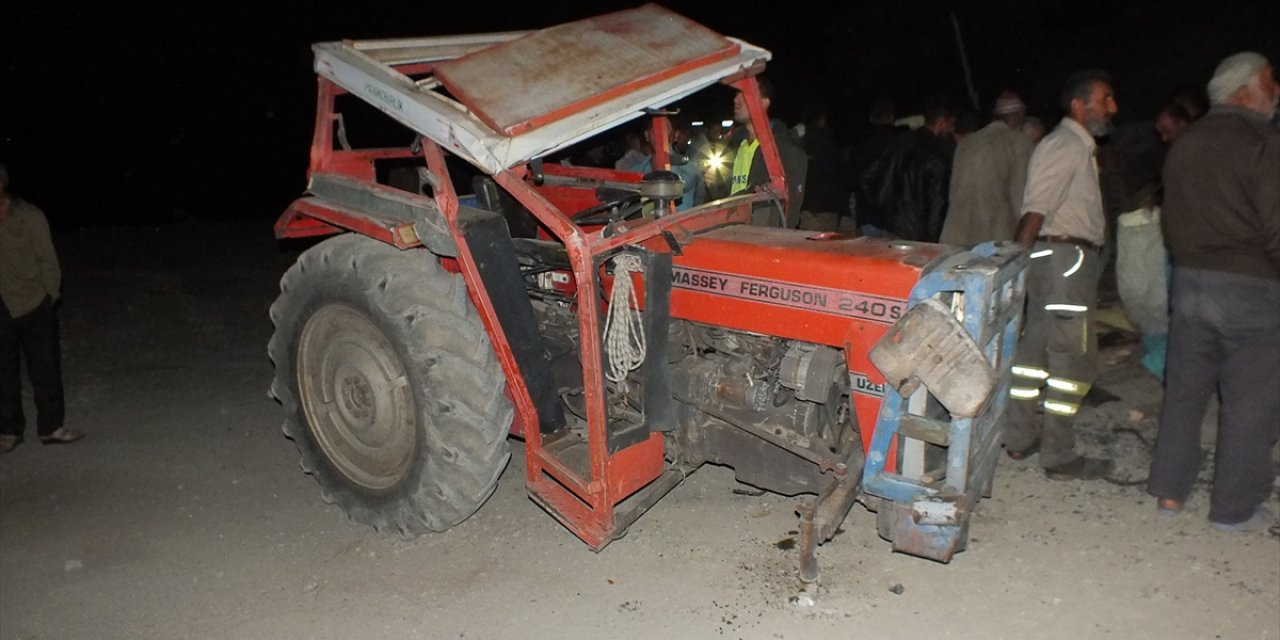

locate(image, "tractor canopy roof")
(314, 3), (770, 174)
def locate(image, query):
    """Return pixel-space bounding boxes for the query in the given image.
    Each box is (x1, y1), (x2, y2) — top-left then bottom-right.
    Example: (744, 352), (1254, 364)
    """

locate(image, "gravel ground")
(1, 220), (1276, 640)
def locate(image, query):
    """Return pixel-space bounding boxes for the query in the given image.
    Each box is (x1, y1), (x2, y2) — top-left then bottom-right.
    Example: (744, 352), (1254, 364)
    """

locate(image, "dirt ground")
(2, 220), (1277, 640)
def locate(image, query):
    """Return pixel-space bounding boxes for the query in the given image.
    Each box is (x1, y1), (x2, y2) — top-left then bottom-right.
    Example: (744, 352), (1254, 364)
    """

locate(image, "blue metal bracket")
(862, 241), (1028, 562)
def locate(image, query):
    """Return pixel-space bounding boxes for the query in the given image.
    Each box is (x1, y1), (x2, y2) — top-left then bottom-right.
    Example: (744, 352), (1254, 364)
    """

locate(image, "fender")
(274, 172), (457, 257)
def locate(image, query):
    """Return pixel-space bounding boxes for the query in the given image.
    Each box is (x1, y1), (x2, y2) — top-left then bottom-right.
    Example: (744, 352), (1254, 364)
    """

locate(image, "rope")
(603, 253), (647, 392)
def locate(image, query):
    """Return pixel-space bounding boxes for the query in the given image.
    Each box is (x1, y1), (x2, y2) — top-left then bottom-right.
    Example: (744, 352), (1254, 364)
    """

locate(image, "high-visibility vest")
(730, 138), (759, 195)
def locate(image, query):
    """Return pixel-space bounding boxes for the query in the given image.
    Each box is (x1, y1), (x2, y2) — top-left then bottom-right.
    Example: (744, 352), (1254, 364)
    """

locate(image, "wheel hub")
(297, 304), (416, 491)
(340, 373), (375, 421)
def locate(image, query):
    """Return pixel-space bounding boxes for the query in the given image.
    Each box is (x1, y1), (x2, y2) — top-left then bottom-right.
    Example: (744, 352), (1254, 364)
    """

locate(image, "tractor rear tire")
(268, 234), (512, 537)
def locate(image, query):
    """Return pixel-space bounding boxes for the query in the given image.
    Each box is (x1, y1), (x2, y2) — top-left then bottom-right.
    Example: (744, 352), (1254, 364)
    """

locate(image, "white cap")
(992, 91), (1026, 115)
(1207, 52), (1269, 105)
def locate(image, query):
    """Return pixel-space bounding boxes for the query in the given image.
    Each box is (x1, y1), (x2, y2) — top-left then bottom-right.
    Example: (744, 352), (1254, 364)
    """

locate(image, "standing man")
(857, 100), (958, 242)
(1022, 116), (1048, 145)
(940, 90), (1035, 246)
(1148, 52), (1279, 531)
(797, 103), (848, 231)
(1004, 70), (1117, 481)
(619, 119), (707, 212)
(847, 98), (907, 235)
(0, 163), (84, 453)
(728, 76), (808, 227)
(1114, 99), (1195, 381)
(1154, 102), (1193, 143)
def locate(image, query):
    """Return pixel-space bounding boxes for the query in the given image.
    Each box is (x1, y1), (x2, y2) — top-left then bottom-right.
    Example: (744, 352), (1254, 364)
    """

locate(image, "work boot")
(1044, 456), (1113, 481)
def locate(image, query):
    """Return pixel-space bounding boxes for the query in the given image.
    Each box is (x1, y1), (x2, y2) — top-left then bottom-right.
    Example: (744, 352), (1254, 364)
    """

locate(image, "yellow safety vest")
(730, 138), (759, 195)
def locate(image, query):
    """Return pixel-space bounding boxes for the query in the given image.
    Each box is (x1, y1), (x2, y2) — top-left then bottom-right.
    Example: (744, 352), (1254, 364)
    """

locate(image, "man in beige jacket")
(0, 163), (84, 453)
(940, 91), (1034, 246)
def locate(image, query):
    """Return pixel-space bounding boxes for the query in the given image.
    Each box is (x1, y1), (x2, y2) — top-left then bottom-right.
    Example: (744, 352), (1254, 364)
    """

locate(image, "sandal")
(0, 434), (22, 454)
(1006, 437), (1040, 461)
(1156, 497), (1184, 517)
(39, 427), (84, 446)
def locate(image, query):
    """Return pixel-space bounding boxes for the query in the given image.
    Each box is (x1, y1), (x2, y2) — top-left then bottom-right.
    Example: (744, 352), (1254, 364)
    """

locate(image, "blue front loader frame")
(861, 241), (1029, 562)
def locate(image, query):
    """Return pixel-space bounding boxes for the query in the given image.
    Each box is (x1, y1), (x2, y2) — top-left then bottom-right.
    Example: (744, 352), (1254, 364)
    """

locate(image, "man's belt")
(1037, 235), (1101, 251)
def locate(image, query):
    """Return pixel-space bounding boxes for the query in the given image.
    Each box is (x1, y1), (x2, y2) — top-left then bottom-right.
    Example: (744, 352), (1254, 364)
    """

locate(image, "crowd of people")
(711, 53), (1278, 533)
(1012, 57), (1270, 531)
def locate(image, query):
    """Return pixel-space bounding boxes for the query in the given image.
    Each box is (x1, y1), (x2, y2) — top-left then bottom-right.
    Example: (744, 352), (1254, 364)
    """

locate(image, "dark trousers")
(1005, 242), (1102, 468)
(1148, 268), (1280, 524)
(0, 296), (65, 438)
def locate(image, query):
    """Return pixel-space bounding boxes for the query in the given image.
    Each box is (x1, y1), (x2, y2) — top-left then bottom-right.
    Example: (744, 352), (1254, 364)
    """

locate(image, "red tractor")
(269, 5), (1026, 584)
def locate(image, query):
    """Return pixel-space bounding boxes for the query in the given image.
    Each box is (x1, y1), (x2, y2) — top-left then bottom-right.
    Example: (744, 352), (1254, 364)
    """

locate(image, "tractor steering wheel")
(570, 190), (646, 227)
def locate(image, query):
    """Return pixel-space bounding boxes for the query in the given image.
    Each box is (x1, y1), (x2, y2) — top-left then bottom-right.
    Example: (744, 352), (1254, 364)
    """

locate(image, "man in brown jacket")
(1147, 52), (1280, 532)
(0, 163), (85, 453)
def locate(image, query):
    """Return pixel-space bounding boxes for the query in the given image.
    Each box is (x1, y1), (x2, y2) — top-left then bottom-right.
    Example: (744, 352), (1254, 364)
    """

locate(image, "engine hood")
(669, 226), (958, 346)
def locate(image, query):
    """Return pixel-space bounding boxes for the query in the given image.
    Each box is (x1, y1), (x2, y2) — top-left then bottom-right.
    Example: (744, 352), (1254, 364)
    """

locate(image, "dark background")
(2, 0), (1276, 228)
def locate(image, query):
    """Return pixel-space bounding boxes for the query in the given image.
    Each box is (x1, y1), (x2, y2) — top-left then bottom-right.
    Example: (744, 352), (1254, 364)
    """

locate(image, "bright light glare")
(721, 119), (734, 128)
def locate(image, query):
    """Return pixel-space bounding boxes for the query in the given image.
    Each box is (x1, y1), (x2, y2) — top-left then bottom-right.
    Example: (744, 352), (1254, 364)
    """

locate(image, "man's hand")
(1014, 212), (1045, 249)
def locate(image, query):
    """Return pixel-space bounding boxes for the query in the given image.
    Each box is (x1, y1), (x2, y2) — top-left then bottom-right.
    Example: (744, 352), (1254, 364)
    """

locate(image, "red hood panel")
(670, 226), (955, 346)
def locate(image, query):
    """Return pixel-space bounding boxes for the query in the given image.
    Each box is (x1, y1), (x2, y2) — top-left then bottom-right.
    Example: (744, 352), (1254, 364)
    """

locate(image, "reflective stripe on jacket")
(730, 138), (759, 195)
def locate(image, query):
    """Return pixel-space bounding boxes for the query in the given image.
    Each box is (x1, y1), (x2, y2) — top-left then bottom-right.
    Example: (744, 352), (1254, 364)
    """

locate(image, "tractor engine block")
(531, 294), (856, 496)
(665, 322), (856, 495)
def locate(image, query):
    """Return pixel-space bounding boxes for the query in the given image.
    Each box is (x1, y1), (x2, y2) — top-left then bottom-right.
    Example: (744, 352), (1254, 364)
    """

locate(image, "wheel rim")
(297, 304), (416, 491)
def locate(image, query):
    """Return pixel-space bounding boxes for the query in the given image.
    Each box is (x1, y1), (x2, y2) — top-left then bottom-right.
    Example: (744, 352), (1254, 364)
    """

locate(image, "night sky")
(3, 1), (1276, 228)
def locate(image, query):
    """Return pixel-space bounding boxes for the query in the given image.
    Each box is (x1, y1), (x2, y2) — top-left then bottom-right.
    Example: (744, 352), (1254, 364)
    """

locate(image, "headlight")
(704, 151), (725, 170)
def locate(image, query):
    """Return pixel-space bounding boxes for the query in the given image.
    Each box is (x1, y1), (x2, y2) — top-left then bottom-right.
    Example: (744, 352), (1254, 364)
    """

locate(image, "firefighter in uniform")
(1004, 70), (1118, 481)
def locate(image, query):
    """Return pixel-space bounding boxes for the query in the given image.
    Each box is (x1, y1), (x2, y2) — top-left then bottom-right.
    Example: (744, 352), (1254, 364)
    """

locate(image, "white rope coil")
(603, 253), (647, 391)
